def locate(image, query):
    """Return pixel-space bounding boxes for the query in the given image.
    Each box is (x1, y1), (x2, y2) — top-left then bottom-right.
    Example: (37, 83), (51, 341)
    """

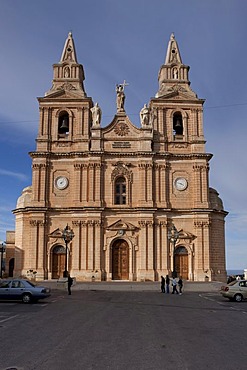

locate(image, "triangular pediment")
(178, 229), (197, 241)
(48, 228), (64, 238)
(156, 86), (198, 100)
(44, 86), (86, 99)
(107, 219), (138, 231)
(102, 114), (141, 138)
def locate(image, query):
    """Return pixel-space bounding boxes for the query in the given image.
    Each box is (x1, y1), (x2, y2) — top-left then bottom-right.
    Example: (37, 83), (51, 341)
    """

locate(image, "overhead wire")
(0, 102), (247, 125)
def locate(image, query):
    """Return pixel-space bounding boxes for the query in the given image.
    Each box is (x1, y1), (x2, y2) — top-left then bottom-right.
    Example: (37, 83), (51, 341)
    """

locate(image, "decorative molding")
(56, 142), (72, 147)
(193, 164), (209, 172)
(194, 221), (211, 228)
(57, 82), (76, 91)
(114, 122), (130, 136)
(159, 221), (168, 227)
(138, 220), (153, 228)
(32, 163), (47, 170)
(111, 163), (133, 183)
(30, 220), (45, 227)
(72, 220), (102, 227)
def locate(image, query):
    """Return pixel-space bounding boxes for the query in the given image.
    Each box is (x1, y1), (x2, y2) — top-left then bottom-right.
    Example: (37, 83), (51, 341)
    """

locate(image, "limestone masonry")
(7, 33), (228, 282)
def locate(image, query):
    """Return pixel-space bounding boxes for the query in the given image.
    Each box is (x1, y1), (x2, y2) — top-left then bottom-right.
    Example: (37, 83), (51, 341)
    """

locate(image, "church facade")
(11, 33), (227, 282)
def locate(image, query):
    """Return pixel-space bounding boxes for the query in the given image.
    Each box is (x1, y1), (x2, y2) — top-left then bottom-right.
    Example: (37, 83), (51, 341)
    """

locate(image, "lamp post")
(168, 223), (179, 278)
(62, 224), (74, 278)
(0, 242), (6, 279)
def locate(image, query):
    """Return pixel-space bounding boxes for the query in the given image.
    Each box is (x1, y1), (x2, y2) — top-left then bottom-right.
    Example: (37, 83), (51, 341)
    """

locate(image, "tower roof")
(60, 32), (78, 63)
(164, 33), (183, 64)
(44, 32), (87, 98)
(155, 33), (197, 99)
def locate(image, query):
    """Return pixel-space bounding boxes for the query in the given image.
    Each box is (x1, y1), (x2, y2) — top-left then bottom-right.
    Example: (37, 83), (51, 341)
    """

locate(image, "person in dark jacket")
(161, 276), (165, 293)
(68, 275), (73, 295)
(165, 275), (170, 294)
(178, 277), (183, 295)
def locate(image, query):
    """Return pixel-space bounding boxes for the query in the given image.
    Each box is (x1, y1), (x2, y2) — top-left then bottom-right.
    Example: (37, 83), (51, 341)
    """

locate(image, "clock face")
(55, 176), (69, 190)
(174, 177), (188, 191)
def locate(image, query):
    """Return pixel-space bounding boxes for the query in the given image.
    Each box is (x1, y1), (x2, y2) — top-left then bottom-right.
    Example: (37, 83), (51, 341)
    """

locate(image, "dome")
(16, 186), (32, 208)
(209, 187), (224, 211)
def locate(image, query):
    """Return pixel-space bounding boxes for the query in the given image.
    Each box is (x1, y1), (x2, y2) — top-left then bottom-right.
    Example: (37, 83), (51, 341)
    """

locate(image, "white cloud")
(0, 169), (29, 182)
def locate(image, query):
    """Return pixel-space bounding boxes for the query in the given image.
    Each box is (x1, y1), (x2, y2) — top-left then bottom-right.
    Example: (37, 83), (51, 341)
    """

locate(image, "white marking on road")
(200, 293), (247, 314)
(0, 314), (19, 323)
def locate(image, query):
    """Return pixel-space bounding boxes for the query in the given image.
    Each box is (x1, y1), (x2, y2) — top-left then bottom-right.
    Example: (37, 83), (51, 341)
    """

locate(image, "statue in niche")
(173, 67), (178, 79)
(64, 66), (70, 78)
(91, 102), (102, 126)
(140, 104), (150, 127)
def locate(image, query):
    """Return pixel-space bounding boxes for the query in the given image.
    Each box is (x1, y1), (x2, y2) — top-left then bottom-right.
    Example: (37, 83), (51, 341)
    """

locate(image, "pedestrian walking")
(171, 277), (179, 294)
(178, 276), (183, 295)
(68, 274), (73, 295)
(165, 275), (170, 293)
(161, 276), (165, 293)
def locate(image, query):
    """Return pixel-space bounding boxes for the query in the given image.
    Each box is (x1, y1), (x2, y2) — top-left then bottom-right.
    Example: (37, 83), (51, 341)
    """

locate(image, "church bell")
(59, 118), (69, 133)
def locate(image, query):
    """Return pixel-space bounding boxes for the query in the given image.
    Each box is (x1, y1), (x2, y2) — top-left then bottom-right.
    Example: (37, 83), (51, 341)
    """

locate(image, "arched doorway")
(175, 246), (188, 280)
(112, 239), (129, 280)
(51, 245), (66, 279)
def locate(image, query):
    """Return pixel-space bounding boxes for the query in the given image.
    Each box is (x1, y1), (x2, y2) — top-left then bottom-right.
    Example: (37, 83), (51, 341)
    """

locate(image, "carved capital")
(194, 221), (210, 228)
(138, 220), (153, 228)
(30, 220), (45, 227)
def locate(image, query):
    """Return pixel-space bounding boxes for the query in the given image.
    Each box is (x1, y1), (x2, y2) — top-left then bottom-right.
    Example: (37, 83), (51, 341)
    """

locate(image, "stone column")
(138, 164), (146, 203)
(194, 220), (210, 280)
(87, 220), (95, 270)
(71, 221), (81, 273)
(88, 164), (95, 204)
(81, 221), (88, 271)
(138, 221), (147, 280)
(74, 164), (82, 203)
(95, 164), (102, 205)
(146, 164), (153, 205)
(94, 220), (102, 272)
(193, 164), (202, 207)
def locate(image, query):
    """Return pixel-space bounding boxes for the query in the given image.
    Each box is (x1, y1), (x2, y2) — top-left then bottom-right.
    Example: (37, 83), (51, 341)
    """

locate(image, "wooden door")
(52, 253), (66, 279)
(175, 254), (188, 280)
(112, 240), (129, 280)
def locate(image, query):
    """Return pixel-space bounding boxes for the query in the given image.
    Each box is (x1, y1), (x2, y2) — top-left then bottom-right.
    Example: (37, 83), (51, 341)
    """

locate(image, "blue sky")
(0, 0), (246, 270)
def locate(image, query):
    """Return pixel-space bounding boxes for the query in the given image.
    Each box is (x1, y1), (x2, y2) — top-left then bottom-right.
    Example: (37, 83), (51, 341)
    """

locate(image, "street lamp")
(168, 223), (179, 278)
(0, 242), (6, 279)
(62, 224), (74, 278)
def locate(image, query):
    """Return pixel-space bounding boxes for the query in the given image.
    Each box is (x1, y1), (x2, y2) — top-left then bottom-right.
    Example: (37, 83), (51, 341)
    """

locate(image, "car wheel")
(234, 293), (243, 302)
(22, 293), (32, 304)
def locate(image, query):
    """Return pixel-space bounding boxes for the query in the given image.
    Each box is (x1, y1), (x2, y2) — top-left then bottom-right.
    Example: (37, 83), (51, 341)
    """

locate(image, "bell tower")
(30, 33), (93, 208)
(151, 33), (205, 154)
(35, 32), (93, 154)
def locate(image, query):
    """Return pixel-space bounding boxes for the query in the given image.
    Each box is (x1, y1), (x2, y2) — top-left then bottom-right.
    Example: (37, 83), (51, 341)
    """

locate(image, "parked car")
(220, 280), (247, 302)
(0, 279), (51, 303)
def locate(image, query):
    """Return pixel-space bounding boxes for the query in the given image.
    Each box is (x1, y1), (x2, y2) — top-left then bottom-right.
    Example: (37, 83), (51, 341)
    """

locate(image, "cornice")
(12, 205), (228, 217)
(29, 150), (212, 160)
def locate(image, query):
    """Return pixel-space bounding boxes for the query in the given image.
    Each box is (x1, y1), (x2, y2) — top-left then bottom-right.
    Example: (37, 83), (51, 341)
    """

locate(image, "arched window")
(58, 111), (69, 135)
(115, 177), (126, 205)
(173, 112), (183, 136)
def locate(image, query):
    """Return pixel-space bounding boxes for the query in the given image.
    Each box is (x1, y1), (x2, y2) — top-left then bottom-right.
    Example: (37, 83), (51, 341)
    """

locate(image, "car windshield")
(228, 280), (243, 286)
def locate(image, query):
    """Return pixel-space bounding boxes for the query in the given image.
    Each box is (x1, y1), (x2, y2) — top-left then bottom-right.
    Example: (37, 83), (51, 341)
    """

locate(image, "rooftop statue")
(116, 80), (129, 113)
(91, 102), (102, 126)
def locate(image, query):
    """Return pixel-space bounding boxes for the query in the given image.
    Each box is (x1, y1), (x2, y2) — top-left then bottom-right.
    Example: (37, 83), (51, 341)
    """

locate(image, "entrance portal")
(175, 246), (188, 280)
(112, 239), (129, 280)
(52, 245), (66, 279)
